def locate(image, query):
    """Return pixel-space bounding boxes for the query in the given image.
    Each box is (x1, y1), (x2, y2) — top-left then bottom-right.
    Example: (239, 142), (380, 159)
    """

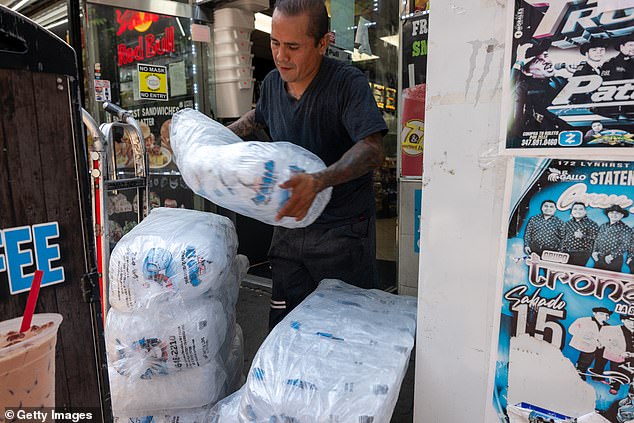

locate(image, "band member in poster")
(601, 35), (634, 82)
(600, 314), (634, 395)
(510, 40), (569, 136)
(592, 205), (632, 272)
(573, 38), (607, 77)
(560, 202), (599, 266)
(597, 36), (634, 122)
(626, 234), (634, 274)
(584, 121), (604, 143)
(523, 199), (563, 257)
(570, 38), (608, 105)
(568, 307), (611, 381)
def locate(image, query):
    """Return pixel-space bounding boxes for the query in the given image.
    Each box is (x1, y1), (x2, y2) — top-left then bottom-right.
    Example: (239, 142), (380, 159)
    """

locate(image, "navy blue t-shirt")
(255, 56), (388, 227)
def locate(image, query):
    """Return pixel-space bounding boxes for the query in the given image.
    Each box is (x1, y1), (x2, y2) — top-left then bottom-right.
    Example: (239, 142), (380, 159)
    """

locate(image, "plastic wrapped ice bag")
(106, 297), (231, 414)
(224, 324), (245, 394)
(105, 297), (229, 379)
(109, 359), (226, 414)
(113, 322), (243, 422)
(209, 279), (417, 422)
(108, 207), (238, 311)
(220, 254), (248, 316)
(170, 108), (332, 228)
(114, 402), (217, 423)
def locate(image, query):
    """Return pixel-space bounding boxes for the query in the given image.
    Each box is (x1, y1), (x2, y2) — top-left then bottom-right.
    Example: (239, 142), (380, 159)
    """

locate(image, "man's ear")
(318, 34), (329, 55)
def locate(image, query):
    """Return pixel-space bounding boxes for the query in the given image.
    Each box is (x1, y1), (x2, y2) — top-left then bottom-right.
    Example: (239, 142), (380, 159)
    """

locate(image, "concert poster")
(502, 1), (634, 153)
(493, 157), (634, 422)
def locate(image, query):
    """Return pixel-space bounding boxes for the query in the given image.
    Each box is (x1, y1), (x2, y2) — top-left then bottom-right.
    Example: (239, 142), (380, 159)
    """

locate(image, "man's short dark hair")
(615, 34), (634, 51)
(541, 199), (556, 208)
(571, 202), (586, 209)
(275, 0), (329, 46)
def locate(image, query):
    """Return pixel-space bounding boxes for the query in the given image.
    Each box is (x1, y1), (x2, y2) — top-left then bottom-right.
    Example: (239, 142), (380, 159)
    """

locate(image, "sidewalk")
(235, 282), (415, 423)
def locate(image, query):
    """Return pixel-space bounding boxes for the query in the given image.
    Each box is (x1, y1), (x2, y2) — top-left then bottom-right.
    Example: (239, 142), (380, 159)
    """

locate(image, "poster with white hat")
(492, 157), (634, 422)
(501, 0), (634, 155)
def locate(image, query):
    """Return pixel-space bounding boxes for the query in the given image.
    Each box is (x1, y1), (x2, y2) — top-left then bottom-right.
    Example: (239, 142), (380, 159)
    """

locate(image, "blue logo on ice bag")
(142, 248), (175, 287)
(181, 246), (205, 287)
(252, 160), (277, 206)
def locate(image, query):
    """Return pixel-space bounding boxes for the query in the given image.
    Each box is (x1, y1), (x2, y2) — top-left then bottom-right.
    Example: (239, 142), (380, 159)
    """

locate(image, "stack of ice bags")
(170, 108), (332, 228)
(209, 279), (418, 422)
(105, 207), (248, 416)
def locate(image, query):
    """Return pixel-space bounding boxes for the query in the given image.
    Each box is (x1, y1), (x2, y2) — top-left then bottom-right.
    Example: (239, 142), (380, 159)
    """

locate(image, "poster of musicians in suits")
(503, 0), (634, 153)
(493, 158), (634, 422)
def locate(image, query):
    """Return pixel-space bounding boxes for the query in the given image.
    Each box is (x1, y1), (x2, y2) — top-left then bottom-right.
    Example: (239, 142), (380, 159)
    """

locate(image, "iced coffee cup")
(402, 83), (426, 124)
(0, 313), (63, 413)
(401, 83), (426, 176)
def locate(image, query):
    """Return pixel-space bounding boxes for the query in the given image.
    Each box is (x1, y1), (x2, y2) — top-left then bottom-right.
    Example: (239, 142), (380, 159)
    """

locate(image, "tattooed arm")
(275, 132), (385, 221)
(227, 109), (270, 140)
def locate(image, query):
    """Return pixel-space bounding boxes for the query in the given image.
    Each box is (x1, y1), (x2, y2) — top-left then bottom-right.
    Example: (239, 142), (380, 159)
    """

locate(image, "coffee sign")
(0, 222), (65, 294)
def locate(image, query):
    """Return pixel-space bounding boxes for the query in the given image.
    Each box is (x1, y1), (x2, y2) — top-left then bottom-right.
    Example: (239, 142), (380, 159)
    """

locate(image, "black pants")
(566, 251), (591, 267)
(267, 215), (377, 330)
(577, 351), (595, 378)
(595, 255), (624, 272)
(591, 348), (607, 379)
(609, 358), (634, 392)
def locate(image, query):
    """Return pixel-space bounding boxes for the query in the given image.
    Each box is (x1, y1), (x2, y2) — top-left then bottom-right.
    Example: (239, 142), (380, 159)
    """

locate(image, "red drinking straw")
(20, 270), (43, 333)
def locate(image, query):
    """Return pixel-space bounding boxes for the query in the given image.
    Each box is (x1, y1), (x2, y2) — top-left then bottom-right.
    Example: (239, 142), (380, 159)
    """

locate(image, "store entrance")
(84, 0), (215, 238)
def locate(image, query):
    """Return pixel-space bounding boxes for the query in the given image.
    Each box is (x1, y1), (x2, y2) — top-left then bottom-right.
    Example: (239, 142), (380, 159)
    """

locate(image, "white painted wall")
(414, 1), (510, 421)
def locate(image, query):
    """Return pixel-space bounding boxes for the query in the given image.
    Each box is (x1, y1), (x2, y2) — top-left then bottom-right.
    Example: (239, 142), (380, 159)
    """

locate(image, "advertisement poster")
(114, 98), (193, 173)
(493, 157), (634, 422)
(107, 174), (195, 245)
(400, 13), (428, 178)
(94, 79), (111, 102)
(503, 1), (634, 153)
(138, 63), (168, 101)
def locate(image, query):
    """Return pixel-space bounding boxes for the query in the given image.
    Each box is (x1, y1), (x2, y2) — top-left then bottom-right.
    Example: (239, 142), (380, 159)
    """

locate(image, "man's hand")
(606, 254), (614, 264)
(273, 131), (384, 222)
(514, 43), (535, 71)
(524, 246), (531, 255)
(592, 252), (599, 262)
(275, 173), (322, 222)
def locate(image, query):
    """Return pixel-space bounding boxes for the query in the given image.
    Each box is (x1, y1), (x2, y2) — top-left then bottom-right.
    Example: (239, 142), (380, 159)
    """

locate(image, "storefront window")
(84, 3), (215, 240)
(326, 0), (401, 284)
(328, 0), (399, 224)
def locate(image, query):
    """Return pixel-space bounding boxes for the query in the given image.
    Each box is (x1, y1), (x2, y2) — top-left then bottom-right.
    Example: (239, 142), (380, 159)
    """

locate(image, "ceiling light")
(44, 18), (68, 30)
(255, 12), (271, 34)
(10, 0), (30, 12)
(380, 34), (399, 47)
(32, 3), (67, 27)
(349, 48), (380, 62)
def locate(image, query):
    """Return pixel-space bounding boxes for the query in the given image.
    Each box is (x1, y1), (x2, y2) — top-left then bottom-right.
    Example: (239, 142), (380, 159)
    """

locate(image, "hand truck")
(82, 102), (149, 320)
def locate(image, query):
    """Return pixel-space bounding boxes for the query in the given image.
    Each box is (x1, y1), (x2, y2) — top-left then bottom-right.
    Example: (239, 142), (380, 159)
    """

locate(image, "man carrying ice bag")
(172, 0), (387, 330)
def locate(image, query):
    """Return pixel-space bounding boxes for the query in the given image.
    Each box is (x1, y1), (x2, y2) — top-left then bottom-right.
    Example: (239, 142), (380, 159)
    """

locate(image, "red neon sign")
(117, 26), (175, 66)
(116, 10), (160, 36)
